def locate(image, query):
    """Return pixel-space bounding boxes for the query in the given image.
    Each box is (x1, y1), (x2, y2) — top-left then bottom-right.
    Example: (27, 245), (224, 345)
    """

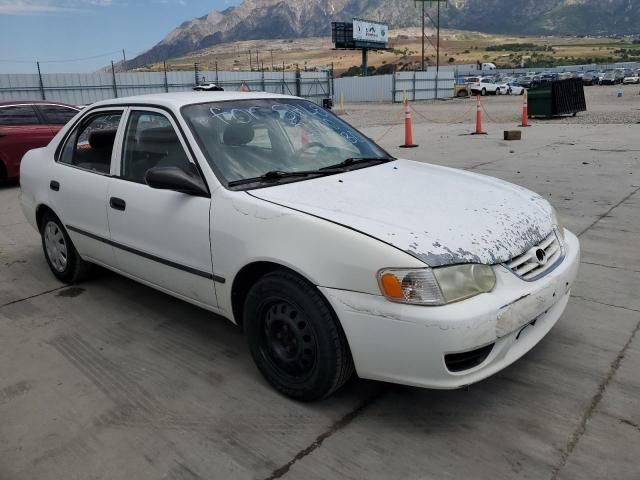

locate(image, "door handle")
(50, 180), (60, 191)
(109, 197), (126, 211)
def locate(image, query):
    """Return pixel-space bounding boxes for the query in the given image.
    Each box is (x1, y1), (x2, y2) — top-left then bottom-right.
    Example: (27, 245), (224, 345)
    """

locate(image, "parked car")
(469, 77), (499, 96)
(622, 73), (639, 84)
(19, 92), (580, 401)
(582, 71), (597, 86)
(517, 76), (540, 89)
(540, 73), (560, 83)
(0, 101), (79, 181)
(600, 71), (621, 85)
(497, 81), (525, 95)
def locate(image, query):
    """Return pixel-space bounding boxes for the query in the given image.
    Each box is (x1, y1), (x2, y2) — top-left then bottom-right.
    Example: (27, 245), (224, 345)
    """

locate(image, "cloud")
(0, 0), (115, 15)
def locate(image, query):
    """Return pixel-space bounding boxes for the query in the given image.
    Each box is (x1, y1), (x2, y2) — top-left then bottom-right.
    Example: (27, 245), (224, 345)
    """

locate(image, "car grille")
(505, 230), (563, 281)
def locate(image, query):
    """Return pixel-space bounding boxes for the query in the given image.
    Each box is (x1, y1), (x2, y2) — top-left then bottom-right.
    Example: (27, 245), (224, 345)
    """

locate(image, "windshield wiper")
(227, 169), (342, 188)
(319, 157), (392, 171)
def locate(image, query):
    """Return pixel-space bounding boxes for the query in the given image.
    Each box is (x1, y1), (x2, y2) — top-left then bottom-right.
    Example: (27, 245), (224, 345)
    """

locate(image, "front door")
(107, 108), (216, 307)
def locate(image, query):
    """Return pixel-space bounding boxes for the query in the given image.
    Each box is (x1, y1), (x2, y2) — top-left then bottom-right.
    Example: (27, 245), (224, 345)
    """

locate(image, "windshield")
(182, 98), (390, 188)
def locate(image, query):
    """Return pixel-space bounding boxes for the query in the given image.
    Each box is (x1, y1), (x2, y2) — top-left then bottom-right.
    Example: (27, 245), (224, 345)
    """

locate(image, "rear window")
(39, 104), (78, 125)
(0, 105), (40, 126)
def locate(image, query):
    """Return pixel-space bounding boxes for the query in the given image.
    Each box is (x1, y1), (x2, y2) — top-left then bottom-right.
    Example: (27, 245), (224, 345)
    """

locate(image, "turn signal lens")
(380, 273), (403, 299)
(378, 269), (444, 305)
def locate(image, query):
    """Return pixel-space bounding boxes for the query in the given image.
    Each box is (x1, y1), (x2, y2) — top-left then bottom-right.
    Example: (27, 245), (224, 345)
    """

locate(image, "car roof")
(88, 91), (299, 110)
(0, 100), (77, 108)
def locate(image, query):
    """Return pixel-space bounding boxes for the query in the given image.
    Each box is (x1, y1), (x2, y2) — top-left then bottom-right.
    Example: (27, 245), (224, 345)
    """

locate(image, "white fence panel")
(394, 71), (454, 102)
(334, 75), (392, 102)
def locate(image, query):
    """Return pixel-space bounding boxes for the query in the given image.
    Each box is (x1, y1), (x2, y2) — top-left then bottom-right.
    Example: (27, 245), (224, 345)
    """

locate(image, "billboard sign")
(352, 19), (388, 45)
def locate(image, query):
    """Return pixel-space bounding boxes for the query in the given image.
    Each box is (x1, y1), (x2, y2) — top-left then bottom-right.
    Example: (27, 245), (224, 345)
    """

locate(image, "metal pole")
(36, 61), (45, 100)
(362, 48), (368, 77)
(111, 60), (118, 98)
(163, 60), (169, 93)
(215, 61), (218, 83)
(282, 60), (285, 94)
(436, 0), (441, 98)
(270, 50), (274, 71)
(194, 63), (199, 86)
(249, 50), (252, 71)
(413, 70), (416, 101)
(122, 49), (127, 72)
(421, 1), (425, 71)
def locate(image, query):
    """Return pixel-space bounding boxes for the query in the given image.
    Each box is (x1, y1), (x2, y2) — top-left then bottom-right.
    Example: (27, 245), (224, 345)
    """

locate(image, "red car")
(0, 101), (80, 181)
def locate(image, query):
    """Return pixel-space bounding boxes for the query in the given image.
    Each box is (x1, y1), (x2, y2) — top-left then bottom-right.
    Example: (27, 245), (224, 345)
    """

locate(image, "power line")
(0, 50), (123, 64)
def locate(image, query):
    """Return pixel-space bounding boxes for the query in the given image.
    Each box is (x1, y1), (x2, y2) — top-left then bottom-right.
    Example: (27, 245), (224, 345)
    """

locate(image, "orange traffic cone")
(399, 98), (418, 148)
(521, 91), (529, 127)
(472, 95), (487, 135)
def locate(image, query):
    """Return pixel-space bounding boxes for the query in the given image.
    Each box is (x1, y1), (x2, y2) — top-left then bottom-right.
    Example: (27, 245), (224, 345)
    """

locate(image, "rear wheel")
(481, 88), (486, 96)
(244, 270), (354, 401)
(40, 211), (91, 283)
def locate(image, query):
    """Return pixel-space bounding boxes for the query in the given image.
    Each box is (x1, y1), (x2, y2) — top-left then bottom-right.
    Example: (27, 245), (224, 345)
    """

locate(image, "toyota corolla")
(19, 92), (580, 401)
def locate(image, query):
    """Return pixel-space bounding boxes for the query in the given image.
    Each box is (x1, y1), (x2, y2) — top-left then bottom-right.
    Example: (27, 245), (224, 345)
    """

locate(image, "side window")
(121, 111), (194, 184)
(59, 112), (122, 174)
(39, 105), (78, 125)
(0, 105), (40, 126)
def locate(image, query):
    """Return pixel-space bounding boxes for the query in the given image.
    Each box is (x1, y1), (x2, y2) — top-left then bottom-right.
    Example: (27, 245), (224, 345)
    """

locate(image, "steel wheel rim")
(260, 299), (317, 378)
(44, 221), (68, 273)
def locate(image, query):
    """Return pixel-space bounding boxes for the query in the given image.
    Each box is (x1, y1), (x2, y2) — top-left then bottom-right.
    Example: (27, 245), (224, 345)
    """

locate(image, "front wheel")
(40, 211), (91, 283)
(244, 270), (354, 401)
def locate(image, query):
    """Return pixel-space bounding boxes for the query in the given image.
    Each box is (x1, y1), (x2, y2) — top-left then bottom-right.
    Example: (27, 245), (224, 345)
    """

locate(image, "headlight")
(378, 264), (496, 306)
(550, 206), (565, 242)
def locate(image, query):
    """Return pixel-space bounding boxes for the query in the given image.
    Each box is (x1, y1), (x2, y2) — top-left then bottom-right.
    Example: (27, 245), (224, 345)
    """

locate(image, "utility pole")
(249, 50), (252, 71)
(122, 49), (127, 72)
(421, 1), (425, 71)
(270, 50), (274, 71)
(436, 0), (441, 98)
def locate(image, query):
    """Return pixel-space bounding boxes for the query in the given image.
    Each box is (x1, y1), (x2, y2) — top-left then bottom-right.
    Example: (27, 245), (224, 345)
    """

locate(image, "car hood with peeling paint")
(249, 159), (555, 267)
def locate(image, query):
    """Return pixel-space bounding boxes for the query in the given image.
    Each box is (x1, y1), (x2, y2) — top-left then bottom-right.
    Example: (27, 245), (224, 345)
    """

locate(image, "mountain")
(127, 0), (640, 67)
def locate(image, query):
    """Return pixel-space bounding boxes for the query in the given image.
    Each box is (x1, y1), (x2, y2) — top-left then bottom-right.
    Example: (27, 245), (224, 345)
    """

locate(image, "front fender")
(211, 190), (426, 320)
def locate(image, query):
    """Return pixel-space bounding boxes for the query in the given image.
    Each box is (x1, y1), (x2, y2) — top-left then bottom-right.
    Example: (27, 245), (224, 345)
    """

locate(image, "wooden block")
(504, 130), (522, 141)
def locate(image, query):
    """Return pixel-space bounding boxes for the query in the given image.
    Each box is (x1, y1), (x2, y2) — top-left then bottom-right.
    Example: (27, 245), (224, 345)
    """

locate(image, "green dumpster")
(528, 78), (586, 118)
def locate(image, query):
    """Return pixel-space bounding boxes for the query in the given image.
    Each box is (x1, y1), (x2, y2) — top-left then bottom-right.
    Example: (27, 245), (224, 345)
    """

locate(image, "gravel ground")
(340, 83), (640, 128)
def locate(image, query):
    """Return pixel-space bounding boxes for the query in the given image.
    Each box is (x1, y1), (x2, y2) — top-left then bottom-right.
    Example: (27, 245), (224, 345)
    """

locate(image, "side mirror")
(145, 166), (208, 197)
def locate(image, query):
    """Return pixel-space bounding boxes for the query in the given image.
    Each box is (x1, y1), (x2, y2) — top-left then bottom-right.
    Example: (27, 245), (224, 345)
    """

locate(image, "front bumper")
(320, 230), (580, 389)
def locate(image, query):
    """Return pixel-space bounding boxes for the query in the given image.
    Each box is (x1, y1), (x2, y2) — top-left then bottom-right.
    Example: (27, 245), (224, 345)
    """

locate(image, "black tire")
(481, 88), (486, 96)
(40, 211), (91, 283)
(243, 270), (354, 401)
(520, 89), (525, 95)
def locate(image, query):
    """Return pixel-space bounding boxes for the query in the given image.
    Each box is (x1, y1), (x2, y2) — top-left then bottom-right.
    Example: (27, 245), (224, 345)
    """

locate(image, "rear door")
(0, 104), (53, 179)
(49, 108), (125, 266)
(107, 107), (216, 307)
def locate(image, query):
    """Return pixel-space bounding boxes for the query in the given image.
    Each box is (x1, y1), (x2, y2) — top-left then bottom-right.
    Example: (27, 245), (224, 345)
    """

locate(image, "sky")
(0, 0), (241, 73)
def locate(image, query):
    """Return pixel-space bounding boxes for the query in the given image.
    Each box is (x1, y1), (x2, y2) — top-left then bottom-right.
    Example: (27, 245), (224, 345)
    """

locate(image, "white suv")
(469, 77), (499, 96)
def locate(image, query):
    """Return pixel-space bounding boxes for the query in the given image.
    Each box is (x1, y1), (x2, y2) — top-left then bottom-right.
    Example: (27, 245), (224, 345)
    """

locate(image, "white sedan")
(498, 82), (526, 95)
(19, 92), (580, 401)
